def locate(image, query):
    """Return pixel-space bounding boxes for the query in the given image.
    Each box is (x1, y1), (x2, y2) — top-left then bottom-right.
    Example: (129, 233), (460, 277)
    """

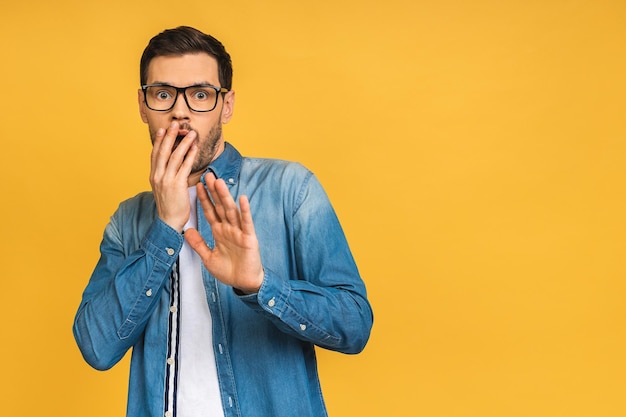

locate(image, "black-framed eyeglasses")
(141, 83), (229, 112)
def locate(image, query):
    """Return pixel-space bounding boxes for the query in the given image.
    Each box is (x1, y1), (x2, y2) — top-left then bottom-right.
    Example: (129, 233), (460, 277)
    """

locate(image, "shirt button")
(167, 357), (174, 365)
(165, 411), (173, 417)
(267, 298), (275, 307)
(169, 306), (177, 313)
(300, 324), (307, 331)
(146, 289), (153, 297)
(166, 248), (175, 256)
(228, 178), (235, 184)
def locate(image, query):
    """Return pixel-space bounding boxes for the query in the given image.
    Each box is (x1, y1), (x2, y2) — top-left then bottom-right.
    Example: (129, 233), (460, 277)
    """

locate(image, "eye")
(156, 89), (173, 100)
(195, 90), (208, 100)
(190, 88), (214, 101)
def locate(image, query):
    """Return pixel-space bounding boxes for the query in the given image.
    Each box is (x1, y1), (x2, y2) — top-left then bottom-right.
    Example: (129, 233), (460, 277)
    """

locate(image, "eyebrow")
(149, 81), (218, 88)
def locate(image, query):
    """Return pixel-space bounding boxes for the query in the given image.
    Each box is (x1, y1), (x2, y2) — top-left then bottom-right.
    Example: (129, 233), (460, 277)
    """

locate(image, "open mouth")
(172, 134), (186, 150)
(172, 129), (192, 151)
(177, 128), (190, 139)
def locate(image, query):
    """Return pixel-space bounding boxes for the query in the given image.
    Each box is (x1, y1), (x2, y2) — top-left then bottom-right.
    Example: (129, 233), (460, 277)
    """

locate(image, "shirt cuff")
(237, 267), (289, 317)
(141, 217), (185, 266)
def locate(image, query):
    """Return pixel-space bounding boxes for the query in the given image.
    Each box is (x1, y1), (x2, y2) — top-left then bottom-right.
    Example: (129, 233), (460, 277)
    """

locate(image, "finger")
(151, 122), (179, 179)
(212, 178), (241, 228)
(215, 179), (241, 227)
(184, 228), (213, 260)
(239, 195), (257, 236)
(205, 175), (227, 221)
(150, 127), (166, 164)
(179, 140), (198, 177)
(150, 127), (167, 179)
(157, 122), (179, 160)
(168, 131), (198, 178)
(197, 182), (219, 224)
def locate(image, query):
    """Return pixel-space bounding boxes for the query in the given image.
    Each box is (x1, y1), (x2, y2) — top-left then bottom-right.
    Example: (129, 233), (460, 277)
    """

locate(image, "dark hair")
(140, 26), (233, 89)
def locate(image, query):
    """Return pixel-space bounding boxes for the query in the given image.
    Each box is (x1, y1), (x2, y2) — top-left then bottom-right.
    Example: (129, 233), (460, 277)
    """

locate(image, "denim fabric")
(73, 143), (373, 417)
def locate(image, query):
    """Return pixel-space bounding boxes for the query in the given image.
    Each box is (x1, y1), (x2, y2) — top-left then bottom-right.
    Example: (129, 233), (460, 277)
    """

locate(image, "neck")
(187, 142), (225, 187)
(187, 171), (204, 187)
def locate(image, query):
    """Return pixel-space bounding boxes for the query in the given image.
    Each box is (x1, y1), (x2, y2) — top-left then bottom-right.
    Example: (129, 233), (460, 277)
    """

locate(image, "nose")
(170, 90), (191, 121)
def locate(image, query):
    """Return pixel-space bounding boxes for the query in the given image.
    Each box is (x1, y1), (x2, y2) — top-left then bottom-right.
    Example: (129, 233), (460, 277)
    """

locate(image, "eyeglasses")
(141, 83), (229, 112)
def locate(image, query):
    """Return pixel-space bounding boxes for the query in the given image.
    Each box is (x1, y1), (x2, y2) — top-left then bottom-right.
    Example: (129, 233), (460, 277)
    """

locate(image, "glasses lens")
(145, 85), (177, 111)
(185, 86), (218, 111)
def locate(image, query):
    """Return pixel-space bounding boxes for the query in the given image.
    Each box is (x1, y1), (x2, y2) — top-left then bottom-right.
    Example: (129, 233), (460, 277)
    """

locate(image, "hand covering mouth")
(173, 126), (193, 150)
(176, 124), (193, 141)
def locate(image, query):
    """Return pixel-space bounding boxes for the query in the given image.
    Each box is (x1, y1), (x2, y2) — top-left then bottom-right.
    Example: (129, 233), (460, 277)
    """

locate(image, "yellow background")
(1, 1), (624, 416)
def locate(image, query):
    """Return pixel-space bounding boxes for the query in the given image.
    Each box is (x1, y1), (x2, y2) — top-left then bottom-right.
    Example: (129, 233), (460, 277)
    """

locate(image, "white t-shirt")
(178, 186), (225, 417)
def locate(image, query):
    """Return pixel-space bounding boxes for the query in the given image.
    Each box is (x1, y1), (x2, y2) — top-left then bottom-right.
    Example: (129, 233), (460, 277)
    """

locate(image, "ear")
(138, 89), (149, 123)
(221, 90), (235, 124)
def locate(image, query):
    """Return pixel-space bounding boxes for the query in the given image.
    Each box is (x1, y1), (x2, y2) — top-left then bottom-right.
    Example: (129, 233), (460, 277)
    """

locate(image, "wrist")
(235, 270), (264, 295)
(159, 215), (185, 234)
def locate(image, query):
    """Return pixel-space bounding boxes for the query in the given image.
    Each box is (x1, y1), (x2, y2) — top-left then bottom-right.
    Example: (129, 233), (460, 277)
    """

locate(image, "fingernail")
(188, 131), (197, 139)
(157, 128), (164, 136)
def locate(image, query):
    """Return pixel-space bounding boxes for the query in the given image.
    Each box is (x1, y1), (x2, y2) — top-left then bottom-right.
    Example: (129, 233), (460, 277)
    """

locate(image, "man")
(73, 26), (373, 417)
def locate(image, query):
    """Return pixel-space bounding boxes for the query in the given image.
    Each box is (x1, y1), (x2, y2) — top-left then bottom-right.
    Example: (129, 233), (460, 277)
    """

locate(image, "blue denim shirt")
(73, 143), (373, 417)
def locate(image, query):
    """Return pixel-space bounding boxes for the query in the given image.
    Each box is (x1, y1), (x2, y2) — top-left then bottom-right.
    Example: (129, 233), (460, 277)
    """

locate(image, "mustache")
(176, 123), (196, 141)
(178, 123), (193, 132)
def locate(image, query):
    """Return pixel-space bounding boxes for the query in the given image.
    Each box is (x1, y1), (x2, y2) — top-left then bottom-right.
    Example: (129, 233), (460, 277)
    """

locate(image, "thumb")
(184, 228), (212, 260)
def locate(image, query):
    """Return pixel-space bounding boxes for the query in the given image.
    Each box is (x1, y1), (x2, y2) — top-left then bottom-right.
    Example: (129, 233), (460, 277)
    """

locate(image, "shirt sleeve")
(238, 172), (374, 354)
(73, 209), (184, 371)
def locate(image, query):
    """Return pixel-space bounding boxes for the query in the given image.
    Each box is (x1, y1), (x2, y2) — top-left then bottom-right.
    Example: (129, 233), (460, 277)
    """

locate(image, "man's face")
(138, 53), (234, 176)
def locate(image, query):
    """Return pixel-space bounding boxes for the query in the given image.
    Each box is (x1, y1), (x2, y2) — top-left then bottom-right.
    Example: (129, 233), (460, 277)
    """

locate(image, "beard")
(149, 120), (224, 177)
(190, 122), (222, 174)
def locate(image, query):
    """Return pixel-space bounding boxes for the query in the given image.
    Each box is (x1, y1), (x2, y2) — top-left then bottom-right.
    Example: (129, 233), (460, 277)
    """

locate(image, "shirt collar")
(201, 142), (242, 187)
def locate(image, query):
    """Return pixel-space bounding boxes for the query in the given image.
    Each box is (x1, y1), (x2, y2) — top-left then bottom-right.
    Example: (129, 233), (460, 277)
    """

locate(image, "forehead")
(146, 53), (219, 86)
